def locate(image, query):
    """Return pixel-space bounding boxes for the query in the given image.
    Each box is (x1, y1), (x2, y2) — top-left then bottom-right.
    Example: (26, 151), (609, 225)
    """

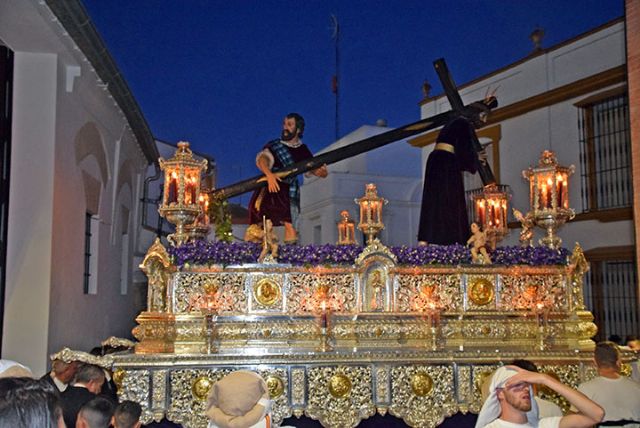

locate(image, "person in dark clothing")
(61, 363), (106, 428)
(418, 113), (488, 245)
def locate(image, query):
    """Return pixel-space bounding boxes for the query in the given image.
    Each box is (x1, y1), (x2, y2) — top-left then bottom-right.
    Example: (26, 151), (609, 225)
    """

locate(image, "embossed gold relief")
(112, 368), (126, 390)
(257, 369), (290, 426)
(468, 277), (494, 306)
(286, 273), (355, 314)
(174, 273), (247, 314)
(254, 278), (281, 307)
(291, 368), (305, 406)
(396, 274), (462, 312)
(266, 375), (284, 398)
(168, 369), (230, 428)
(568, 243), (589, 311)
(500, 274), (566, 311)
(375, 367), (389, 403)
(140, 238), (173, 313)
(116, 370), (151, 423)
(191, 376), (213, 401)
(389, 365), (457, 428)
(306, 366), (375, 428)
(410, 371), (433, 396)
(328, 373), (352, 398)
(539, 365), (581, 413)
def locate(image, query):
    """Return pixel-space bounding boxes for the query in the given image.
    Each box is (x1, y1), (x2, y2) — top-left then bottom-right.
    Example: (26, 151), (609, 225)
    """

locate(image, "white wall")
(1, 0), (150, 374)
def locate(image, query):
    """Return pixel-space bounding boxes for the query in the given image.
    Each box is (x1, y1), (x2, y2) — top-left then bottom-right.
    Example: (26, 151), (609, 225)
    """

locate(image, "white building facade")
(0, 0), (159, 374)
(300, 124), (422, 246)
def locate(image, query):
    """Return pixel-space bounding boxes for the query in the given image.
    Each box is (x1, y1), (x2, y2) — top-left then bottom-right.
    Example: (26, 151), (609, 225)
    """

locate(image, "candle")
(168, 172), (178, 204)
(477, 201), (485, 227)
(556, 175), (564, 208)
(541, 183), (547, 209)
(320, 301), (328, 328)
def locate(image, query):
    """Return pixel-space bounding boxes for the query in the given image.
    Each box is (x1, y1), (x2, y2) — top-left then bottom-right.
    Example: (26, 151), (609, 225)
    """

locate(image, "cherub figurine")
(512, 208), (534, 247)
(467, 222), (491, 264)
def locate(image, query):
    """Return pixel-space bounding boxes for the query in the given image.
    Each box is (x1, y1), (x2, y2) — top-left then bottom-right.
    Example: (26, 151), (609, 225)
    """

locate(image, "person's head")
(0, 359), (33, 378)
(510, 360), (540, 394)
(495, 379), (533, 413)
(475, 366), (538, 428)
(594, 341), (621, 371)
(0, 377), (64, 428)
(52, 359), (79, 384)
(75, 364), (106, 394)
(112, 400), (142, 428)
(470, 222), (480, 233)
(282, 112), (305, 141)
(76, 396), (114, 428)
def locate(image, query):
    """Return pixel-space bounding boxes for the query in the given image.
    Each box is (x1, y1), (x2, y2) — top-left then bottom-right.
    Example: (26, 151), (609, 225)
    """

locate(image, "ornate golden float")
(111, 143), (619, 428)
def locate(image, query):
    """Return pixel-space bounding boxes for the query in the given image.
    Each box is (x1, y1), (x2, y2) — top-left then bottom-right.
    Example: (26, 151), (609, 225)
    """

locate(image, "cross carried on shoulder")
(433, 58), (497, 187)
(211, 58), (498, 201)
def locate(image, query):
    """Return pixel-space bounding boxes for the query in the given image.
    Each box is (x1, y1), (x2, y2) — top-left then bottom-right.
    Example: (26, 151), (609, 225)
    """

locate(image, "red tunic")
(248, 141), (313, 226)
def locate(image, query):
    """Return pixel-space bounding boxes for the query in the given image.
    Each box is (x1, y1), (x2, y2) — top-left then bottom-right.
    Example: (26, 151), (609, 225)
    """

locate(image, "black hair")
(0, 377), (62, 428)
(286, 112), (305, 138)
(78, 396), (115, 428)
(114, 400), (142, 428)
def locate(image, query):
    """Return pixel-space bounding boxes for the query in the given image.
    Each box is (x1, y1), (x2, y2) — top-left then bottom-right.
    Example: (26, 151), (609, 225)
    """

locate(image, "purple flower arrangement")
(168, 241), (569, 268)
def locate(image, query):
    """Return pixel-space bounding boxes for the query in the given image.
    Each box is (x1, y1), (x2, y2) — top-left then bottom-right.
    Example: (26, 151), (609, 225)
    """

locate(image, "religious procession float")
(106, 62), (635, 428)
(104, 142), (605, 428)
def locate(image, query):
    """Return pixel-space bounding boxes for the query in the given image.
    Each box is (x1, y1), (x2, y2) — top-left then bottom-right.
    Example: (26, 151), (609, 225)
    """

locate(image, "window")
(583, 247), (639, 342)
(83, 212), (99, 294)
(578, 91), (631, 211)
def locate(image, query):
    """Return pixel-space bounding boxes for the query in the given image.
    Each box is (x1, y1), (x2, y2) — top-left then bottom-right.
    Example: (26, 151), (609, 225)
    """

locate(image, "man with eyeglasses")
(476, 366), (603, 428)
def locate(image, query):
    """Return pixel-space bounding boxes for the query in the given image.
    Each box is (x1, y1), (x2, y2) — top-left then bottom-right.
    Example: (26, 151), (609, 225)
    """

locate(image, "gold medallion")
(411, 371), (433, 396)
(254, 278), (281, 307)
(328, 373), (352, 398)
(266, 375), (285, 398)
(468, 278), (494, 306)
(192, 376), (213, 401)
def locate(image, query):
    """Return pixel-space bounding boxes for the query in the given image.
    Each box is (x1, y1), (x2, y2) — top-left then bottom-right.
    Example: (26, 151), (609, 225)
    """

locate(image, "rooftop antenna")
(330, 14), (340, 141)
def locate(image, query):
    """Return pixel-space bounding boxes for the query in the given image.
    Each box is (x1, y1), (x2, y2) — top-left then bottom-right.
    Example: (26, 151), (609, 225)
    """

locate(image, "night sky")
(81, 0), (622, 205)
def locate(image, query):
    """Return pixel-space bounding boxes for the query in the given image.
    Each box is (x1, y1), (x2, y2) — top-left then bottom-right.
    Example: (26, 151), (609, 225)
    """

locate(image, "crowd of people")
(0, 345), (141, 428)
(1, 339), (639, 428)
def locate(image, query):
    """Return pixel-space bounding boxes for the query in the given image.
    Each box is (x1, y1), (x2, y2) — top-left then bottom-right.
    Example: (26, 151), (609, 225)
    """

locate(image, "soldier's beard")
(281, 129), (297, 141)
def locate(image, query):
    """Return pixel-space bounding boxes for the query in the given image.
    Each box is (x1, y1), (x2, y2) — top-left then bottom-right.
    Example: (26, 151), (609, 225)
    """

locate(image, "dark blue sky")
(82, 0), (622, 204)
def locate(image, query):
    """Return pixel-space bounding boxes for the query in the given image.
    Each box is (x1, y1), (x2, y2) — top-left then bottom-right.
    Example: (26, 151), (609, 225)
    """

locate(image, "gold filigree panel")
(500, 274), (567, 311)
(151, 370), (167, 420)
(396, 274), (462, 312)
(287, 273), (356, 314)
(375, 366), (390, 404)
(291, 368), (306, 407)
(306, 366), (375, 427)
(389, 365), (457, 428)
(118, 370), (151, 423)
(173, 273), (247, 314)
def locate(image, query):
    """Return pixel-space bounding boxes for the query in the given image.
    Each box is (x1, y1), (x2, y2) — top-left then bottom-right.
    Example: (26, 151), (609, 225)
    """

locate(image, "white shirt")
(482, 416), (561, 428)
(534, 397), (563, 418)
(51, 372), (68, 392)
(578, 375), (640, 427)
